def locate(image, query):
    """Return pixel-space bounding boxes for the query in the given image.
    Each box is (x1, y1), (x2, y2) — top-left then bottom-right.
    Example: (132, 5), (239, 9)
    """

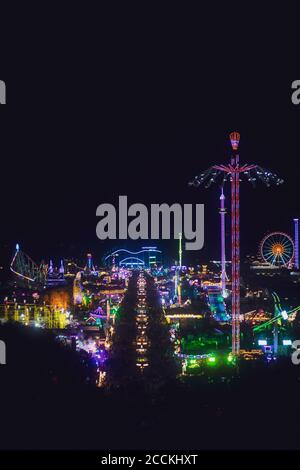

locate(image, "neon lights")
(260, 232), (294, 267)
(165, 313), (203, 319)
(179, 232), (182, 268)
(294, 219), (299, 269)
(281, 310), (288, 320)
(10, 246), (45, 284)
(104, 248), (162, 261)
(219, 188), (227, 297)
(253, 304), (300, 332)
(231, 153), (241, 355)
(119, 257), (145, 266)
(229, 131), (240, 151)
(189, 132), (283, 354)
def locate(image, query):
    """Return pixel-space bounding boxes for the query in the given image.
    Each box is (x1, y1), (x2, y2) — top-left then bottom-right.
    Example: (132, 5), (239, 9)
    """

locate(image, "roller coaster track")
(253, 292), (300, 332)
(10, 244), (46, 286)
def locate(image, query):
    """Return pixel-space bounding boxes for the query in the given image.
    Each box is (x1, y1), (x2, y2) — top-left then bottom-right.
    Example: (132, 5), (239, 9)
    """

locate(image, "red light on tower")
(230, 131), (240, 151)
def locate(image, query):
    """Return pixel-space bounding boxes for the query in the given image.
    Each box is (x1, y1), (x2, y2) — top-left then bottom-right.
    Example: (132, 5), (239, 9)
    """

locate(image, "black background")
(1, 1), (300, 267)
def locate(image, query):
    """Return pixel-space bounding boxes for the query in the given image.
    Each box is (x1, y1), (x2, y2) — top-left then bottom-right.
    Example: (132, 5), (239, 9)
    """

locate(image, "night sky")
(1, 2), (300, 268)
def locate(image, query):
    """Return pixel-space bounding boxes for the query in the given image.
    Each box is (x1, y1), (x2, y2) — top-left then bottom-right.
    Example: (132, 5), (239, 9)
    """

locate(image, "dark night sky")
(0, 2), (300, 267)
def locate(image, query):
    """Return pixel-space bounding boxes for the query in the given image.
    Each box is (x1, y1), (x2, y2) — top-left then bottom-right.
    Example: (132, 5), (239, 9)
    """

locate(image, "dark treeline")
(2, 273), (300, 449)
(2, 321), (300, 449)
(0, 322), (98, 449)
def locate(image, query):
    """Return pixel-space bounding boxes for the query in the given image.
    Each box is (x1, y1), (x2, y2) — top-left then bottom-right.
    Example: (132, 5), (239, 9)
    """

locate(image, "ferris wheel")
(260, 232), (294, 267)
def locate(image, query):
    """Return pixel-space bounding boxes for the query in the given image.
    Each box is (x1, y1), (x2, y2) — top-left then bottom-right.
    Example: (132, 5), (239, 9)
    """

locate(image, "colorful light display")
(219, 187), (227, 297)
(260, 232), (294, 267)
(189, 132), (283, 354)
(294, 219), (299, 269)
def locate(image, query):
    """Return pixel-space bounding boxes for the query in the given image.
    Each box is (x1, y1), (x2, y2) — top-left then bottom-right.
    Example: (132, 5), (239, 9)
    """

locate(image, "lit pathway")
(135, 271), (149, 371)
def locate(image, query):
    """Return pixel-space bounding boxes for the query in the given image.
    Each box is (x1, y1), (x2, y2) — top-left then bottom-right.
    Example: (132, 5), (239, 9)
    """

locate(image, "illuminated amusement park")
(4, 0), (300, 457)
(1, 132), (300, 449)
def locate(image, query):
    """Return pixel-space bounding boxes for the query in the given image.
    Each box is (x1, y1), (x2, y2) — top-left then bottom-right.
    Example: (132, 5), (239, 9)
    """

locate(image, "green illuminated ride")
(253, 292), (300, 333)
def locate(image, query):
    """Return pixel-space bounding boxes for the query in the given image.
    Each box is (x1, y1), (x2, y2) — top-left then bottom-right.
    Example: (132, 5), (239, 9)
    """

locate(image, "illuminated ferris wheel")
(260, 232), (294, 267)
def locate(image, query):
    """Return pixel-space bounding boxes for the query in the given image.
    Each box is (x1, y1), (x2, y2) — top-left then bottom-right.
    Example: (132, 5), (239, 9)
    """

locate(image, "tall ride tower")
(189, 132), (283, 354)
(85, 253), (95, 273)
(294, 218), (299, 270)
(179, 232), (183, 268)
(219, 188), (226, 297)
